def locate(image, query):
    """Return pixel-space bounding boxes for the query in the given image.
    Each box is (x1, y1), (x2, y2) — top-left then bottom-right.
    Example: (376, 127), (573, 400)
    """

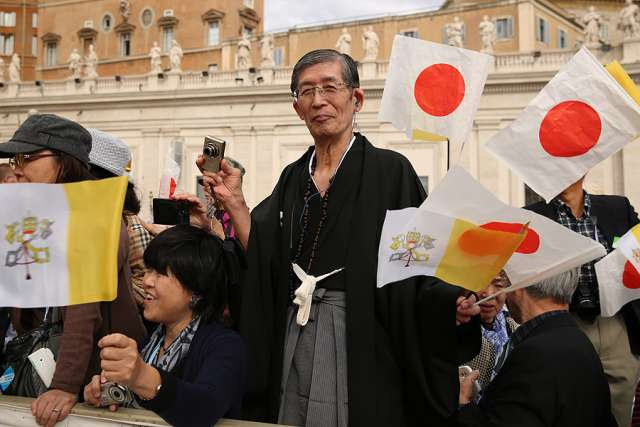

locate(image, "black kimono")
(236, 133), (480, 426)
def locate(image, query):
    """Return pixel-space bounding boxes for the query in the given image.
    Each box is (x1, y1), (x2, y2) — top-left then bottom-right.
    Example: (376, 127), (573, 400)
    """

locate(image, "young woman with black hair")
(83, 225), (246, 427)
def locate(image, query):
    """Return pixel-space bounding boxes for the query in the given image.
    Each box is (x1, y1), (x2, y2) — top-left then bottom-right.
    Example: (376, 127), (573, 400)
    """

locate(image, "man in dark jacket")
(525, 177), (639, 427)
(457, 268), (616, 427)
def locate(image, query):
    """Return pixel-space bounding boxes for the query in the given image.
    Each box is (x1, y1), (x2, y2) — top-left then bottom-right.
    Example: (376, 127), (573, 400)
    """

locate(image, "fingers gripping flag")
(379, 35), (492, 146)
(485, 47), (640, 202)
(0, 177), (127, 307)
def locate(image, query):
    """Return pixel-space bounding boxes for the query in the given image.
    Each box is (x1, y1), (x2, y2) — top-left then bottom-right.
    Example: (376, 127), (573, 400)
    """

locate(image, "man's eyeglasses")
(8, 153), (58, 169)
(293, 82), (352, 102)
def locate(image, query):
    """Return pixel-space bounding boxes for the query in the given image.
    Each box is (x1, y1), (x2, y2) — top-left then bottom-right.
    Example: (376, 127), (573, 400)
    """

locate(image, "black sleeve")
(141, 332), (246, 427)
(624, 197), (640, 228)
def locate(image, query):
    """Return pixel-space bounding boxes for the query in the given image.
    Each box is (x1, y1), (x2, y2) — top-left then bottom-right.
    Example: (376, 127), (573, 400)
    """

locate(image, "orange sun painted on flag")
(538, 100), (602, 157)
(480, 222), (540, 254)
(623, 260), (640, 289)
(414, 63), (465, 117)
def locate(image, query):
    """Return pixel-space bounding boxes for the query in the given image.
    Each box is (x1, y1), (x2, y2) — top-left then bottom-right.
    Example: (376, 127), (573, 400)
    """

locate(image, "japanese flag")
(378, 35), (492, 147)
(595, 249), (640, 317)
(485, 47), (640, 202)
(421, 166), (606, 290)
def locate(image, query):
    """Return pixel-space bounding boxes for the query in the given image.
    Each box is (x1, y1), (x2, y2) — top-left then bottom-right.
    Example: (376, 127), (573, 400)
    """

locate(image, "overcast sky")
(265, 0), (445, 32)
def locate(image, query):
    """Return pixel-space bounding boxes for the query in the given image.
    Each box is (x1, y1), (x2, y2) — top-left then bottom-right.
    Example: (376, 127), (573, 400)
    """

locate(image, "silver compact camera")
(202, 136), (226, 173)
(99, 382), (130, 406)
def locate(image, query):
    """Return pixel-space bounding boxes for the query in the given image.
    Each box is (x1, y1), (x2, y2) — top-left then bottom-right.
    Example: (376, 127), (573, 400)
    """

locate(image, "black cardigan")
(140, 321), (246, 427)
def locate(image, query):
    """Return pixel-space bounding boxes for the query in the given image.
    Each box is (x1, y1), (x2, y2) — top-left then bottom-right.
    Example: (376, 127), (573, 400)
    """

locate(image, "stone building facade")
(0, 0), (639, 218)
(0, 0), (38, 81)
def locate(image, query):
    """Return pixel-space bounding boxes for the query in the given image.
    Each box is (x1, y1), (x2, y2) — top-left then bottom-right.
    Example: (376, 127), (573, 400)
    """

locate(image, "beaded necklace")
(289, 136), (355, 301)
(290, 160), (331, 300)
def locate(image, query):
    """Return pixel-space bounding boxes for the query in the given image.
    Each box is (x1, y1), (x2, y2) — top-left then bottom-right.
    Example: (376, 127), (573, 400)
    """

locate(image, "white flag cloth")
(485, 47), (640, 202)
(617, 224), (640, 272)
(595, 249), (640, 317)
(291, 263), (344, 326)
(421, 166), (606, 289)
(378, 35), (491, 146)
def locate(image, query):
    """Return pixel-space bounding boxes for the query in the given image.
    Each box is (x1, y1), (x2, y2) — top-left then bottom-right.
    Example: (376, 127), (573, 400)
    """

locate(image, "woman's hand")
(98, 333), (144, 387)
(98, 333), (162, 401)
(83, 374), (119, 412)
(172, 193), (211, 232)
(31, 388), (77, 427)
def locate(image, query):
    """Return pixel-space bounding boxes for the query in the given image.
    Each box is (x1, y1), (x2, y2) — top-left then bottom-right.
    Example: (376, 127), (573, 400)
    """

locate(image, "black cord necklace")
(289, 157), (331, 301)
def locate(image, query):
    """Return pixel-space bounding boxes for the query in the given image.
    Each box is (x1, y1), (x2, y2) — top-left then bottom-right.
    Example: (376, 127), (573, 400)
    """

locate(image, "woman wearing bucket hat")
(0, 114), (146, 426)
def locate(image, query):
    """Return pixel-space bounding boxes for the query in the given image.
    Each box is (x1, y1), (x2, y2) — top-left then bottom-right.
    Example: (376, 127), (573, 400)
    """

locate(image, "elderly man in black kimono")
(202, 49), (480, 427)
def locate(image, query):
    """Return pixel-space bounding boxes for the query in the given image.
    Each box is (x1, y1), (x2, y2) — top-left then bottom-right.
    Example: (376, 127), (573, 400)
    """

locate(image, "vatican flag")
(617, 224), (640, 272)
(0, 177), (127, 307)
(485, 47), (640, 202)
(378, 35), (492, 146)
(421, 167), (607, 290)
(595, 249), (640, 317)
(377, 208), (525, 292)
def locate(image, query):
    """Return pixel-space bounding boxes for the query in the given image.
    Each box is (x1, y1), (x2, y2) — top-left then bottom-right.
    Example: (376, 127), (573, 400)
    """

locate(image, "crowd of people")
(0, 48), (638, 427)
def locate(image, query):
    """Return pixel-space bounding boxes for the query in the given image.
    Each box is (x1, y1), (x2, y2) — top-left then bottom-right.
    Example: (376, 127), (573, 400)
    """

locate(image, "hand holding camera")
(196, 137), (245, 213)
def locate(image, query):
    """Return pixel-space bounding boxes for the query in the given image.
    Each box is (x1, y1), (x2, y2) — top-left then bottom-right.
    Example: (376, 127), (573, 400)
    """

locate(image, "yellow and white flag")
(595, 249), (640, 317)
(378, 35), (492, 146)
(377, 209), (525, 292)
(0, 177), (127, 307)
(421, 167), (607, 290)
(618, 224), (640, 272)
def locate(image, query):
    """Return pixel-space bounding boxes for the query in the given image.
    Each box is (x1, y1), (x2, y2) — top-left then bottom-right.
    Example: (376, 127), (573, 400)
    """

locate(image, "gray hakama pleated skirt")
(278, 288), (348, 427)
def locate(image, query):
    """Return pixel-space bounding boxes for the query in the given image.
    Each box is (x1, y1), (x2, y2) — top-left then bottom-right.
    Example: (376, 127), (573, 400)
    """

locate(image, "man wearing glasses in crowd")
(202, 49), (481, 427)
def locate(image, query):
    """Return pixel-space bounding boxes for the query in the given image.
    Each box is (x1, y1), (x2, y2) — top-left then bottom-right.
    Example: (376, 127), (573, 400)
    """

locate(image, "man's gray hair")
(290, 49), (360, 95)
(524, 268), (579, 305)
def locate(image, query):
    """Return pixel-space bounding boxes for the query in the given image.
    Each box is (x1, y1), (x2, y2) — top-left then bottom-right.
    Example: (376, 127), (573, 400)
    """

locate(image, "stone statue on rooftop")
(149, 42), (163, 74)
(0, 57), (5, 85)
(619, 0), (640, 40)
(236, 33), (252, 70)
(68, 48), (82, 79)
(582, 6), (603, 46)
(119, 0), (131, 22)
(479, 15), (496, 53)
(362, 25), (379, 61)
(9, 53), (20, 83)
(336, 28), (352, 55)
(85, 44), (98, 79)
(260, 33), (274, 68)
(169, 39), (183, 72)
(446, 16), (464, 48)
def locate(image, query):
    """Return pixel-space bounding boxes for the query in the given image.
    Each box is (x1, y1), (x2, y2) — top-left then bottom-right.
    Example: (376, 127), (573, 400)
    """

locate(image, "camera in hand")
(202, 136), (226, 173)
(99, 382), (131, 406)
(153, 198), (190, 225)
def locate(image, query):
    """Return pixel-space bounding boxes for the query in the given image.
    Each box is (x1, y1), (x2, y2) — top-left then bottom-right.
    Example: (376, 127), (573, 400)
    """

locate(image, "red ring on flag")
(538, 101), (602, 157)
(414, 64), (466, 117)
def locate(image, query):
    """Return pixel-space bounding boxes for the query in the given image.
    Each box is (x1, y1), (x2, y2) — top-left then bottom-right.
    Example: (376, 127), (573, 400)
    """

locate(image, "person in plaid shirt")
(526, 175), (640, 427)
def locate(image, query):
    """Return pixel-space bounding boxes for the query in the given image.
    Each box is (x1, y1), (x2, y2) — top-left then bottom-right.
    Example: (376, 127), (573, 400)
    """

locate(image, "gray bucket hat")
(87, 128), (132, 181)
(0, 114), (92, 166)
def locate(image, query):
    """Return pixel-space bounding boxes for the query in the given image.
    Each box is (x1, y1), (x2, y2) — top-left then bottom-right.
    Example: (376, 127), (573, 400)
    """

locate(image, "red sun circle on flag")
(480, 222), (541, 254)
(538, 100), (602, 157)
(414, 63), (466, 117)
(623, 261), (640, 289)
